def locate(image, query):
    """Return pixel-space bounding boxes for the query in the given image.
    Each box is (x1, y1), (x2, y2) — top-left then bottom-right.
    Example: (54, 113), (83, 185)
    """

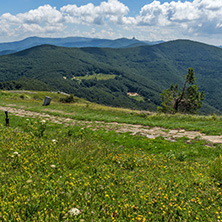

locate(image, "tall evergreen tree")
(158, 68), (205, 114)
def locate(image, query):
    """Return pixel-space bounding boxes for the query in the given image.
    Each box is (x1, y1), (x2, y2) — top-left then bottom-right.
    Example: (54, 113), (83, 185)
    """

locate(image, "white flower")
(52, 139), (57, 143)
(41, 119), (46, 123)
(69, 208), (80, 216)
(50, 165), (56, 168)
(13, 152), (19, 155)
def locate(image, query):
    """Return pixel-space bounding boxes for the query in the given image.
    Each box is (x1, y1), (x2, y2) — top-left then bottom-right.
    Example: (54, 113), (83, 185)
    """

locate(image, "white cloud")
(137, 1), (172, 26)
(61, 0), (129, 25)
(0, 0), (222, 45)
(0, 5), (65, 38)
(136, 0), (222, 36)
(0, 0), (130, 40)
(21, 5), (63, 24)
(1, 5), (63, 25)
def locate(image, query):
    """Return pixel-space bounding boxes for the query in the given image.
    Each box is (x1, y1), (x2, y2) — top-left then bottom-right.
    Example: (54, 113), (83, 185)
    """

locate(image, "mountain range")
(0, 38), (222, 114)
(0, 36), (164, 56)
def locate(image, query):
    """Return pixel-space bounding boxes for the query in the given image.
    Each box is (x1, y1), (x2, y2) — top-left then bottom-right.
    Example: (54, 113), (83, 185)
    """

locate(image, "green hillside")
(0, 40), (222, 113)
(1, 90), (222, 221)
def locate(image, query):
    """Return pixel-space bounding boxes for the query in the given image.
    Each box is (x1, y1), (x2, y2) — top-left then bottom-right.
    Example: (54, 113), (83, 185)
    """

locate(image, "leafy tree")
(158, 68), (205, 114)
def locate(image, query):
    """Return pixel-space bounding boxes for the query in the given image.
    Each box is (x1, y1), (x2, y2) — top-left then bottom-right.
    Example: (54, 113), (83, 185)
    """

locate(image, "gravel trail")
(1, 106), (222, 144)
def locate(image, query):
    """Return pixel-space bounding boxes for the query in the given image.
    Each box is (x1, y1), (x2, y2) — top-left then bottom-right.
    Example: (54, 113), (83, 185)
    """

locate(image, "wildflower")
(50, 165), (56, 168)
(13, 152), (19, 155)
(69, 208), (80, 216)
(41, 119), (46, 123)
(52, 139), (57, 143)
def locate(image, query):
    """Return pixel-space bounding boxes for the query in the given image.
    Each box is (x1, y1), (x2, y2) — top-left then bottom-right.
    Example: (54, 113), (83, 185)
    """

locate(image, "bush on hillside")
(59, 94), (76, 103)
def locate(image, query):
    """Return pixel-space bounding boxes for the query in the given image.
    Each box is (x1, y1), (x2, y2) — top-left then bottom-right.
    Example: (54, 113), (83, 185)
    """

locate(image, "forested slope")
(0, 40), (222, 113)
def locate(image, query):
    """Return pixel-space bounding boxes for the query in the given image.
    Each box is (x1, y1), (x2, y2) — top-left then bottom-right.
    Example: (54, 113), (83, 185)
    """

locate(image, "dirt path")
(1, 106), (222, 144)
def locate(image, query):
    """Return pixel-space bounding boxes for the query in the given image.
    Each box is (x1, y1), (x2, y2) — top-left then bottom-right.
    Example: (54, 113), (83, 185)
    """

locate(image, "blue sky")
(0, 0), (191, 15)
(0, 0), (222, 45)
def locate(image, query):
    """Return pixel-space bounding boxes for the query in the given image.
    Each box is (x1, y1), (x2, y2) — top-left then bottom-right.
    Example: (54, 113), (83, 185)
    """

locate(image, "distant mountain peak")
(0, 36), (153, 55)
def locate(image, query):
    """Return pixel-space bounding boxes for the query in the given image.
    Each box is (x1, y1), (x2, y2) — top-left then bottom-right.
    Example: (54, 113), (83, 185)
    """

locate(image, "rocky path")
(1, 105), (222, 144)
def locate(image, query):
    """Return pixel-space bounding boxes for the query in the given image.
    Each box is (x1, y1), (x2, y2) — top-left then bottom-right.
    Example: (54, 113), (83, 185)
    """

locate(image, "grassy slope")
(1, 90), (222, 221)
(1, 90), (222, 135)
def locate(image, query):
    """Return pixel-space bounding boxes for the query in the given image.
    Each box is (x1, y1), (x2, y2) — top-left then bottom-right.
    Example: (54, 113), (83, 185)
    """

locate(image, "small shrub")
(20, 95), (25, 99)
(211, 114), (218, 121)
(176, 152), (186, 161)
(59, 94), (76, 103)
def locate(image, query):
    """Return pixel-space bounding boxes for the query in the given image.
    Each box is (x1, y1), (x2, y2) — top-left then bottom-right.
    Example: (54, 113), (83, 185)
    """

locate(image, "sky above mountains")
(0, 0), (222, 45)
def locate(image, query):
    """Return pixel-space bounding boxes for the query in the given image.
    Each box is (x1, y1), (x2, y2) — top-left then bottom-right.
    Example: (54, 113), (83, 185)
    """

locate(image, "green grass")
(1, 90), (222, 135)
(128, 95), (145, 102)
(1, 113), (222, 221)
(1, 90), (222, 221)
(75, 73), (116, 81)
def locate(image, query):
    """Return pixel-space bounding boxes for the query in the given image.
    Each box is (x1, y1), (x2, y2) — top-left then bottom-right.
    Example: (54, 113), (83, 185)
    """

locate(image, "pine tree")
(158, 68), (205, 114)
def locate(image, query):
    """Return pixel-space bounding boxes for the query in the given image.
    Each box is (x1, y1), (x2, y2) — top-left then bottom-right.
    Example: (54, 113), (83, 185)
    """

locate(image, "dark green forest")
(0, 40), (222, 113)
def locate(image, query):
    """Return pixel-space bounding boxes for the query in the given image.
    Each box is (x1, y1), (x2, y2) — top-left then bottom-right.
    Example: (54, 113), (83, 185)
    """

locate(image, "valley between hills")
(0, 38), (222, 114)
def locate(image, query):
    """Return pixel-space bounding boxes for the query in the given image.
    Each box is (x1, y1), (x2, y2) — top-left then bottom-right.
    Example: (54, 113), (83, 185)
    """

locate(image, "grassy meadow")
(1, 90), (222, 221)
(74, 73), (117, 81)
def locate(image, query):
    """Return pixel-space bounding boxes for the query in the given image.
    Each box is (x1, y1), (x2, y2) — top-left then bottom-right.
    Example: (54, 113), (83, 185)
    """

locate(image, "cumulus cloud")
(21, 5), (63, 24)
(0, 0), (222, 44)
(0, 0), (131, 39)
(61, 0), (130, 25)
(136, 0), (222, 36)
(1, 5), (63, 25)
(0, 5), (65, 38)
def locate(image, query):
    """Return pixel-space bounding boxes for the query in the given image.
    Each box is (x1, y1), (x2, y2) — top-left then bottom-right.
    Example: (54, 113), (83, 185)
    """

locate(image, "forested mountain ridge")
(0, 36), (153, 55)
(0, 39), (222, 114)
